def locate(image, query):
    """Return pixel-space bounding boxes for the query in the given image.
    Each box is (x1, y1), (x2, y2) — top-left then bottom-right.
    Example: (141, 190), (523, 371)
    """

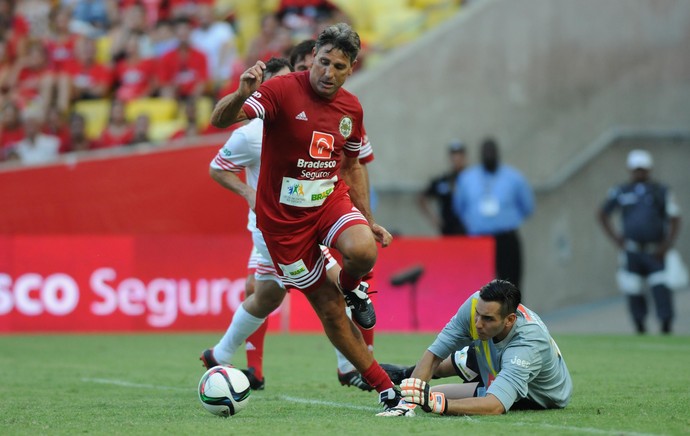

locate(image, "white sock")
(214, 304), (266, 365)
(335, 305), (356, 373)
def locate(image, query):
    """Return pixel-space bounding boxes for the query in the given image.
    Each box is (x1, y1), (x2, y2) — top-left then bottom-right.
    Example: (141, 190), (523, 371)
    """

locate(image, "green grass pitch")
(1, 333), (688, 435)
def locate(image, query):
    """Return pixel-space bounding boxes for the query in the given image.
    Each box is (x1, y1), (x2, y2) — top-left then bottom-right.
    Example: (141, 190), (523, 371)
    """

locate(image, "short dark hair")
(478, 279), (521, 318)
(263, 57), (293, 81)
(289, 39), (316, 67)
(315, 22), (360, 65)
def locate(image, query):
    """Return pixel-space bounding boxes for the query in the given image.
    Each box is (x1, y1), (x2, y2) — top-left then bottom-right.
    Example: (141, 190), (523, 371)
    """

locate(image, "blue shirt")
(452, 165), (535, 235)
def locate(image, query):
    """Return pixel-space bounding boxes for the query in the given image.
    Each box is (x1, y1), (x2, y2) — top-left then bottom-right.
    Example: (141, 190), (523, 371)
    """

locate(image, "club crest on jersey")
(339, 116), (353, 139)
(309, 131), (335, 160)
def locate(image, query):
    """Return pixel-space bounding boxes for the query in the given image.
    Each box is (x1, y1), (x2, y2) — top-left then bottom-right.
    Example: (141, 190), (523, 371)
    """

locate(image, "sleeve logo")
(309, 131), (335, 159)
(339, 116), (353, 139)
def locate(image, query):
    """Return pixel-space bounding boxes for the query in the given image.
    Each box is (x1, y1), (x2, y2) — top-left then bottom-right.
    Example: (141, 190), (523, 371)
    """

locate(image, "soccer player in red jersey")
(210, 23), (400, 412)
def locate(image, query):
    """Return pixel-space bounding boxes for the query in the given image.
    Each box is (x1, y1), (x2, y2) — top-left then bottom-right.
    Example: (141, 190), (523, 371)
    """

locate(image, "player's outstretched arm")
(401, 377), (505, 416)
(211, 61), (266, 128)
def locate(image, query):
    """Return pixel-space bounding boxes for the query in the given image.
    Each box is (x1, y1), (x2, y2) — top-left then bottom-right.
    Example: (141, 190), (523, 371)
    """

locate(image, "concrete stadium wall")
(346, 0), (690, 311)
(523, 137), (690, 311)
(349, 0), (690, 191)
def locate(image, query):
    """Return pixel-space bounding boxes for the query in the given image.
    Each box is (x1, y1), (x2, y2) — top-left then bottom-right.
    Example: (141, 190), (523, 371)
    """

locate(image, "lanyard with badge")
(479, 171), (500, 217)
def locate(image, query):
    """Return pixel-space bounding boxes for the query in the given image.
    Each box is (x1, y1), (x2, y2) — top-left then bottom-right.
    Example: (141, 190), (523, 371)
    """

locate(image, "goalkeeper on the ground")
(378, 279), (572, 416)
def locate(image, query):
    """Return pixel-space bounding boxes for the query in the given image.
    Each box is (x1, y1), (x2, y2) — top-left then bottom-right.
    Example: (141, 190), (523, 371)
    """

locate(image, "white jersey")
(210, 119), (264, 234)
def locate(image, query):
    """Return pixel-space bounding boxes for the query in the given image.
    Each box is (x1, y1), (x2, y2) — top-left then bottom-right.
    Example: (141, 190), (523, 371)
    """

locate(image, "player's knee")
(340, 239), (377, 273)
(253, 281), (285, 312)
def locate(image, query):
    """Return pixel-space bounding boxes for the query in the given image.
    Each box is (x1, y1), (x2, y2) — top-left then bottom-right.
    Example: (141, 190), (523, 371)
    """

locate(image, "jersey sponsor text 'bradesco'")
(279, 129), (342, 208)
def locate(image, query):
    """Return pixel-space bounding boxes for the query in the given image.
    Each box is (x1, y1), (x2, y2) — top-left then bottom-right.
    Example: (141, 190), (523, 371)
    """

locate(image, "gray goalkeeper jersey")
(428, 291), (572, 411)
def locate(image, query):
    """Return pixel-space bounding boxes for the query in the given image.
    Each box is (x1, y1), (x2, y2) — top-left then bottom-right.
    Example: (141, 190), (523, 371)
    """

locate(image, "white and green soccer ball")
(198, 366), (251, 417)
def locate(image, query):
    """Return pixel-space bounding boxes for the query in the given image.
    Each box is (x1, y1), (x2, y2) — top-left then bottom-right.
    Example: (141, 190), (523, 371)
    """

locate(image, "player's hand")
(400, 378), (447, 414)
(371, 223), (392, 247)
(238, 60), (266, 98)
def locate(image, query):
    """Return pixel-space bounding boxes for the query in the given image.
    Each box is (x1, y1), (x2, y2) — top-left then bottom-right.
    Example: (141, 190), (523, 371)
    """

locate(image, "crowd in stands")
(0, 0), (358, 165)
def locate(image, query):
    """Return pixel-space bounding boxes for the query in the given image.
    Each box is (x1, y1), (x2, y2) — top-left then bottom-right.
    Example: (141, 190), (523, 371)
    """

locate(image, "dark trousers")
(494, 230), (522, 290)
(624, 250), (674, 330)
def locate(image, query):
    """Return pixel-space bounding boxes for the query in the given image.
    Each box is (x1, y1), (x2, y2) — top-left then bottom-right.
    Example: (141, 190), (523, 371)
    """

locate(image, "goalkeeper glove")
(400, 378), (447, 415)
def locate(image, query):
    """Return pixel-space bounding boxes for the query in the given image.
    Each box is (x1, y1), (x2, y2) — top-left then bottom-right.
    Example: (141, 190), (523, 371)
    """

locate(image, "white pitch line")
(80, 379), (662, 435)
(82, 377), (192, 392)
(280, 395), (379, 412)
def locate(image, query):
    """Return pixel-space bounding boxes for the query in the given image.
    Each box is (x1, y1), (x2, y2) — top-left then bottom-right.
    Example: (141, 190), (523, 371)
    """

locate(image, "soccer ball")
(198, 366), (251, 417)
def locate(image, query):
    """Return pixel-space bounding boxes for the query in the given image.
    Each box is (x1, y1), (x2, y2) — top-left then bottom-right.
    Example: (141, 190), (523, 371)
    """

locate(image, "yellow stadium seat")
(125, 98), (179, 123)
(95, 35), (112, 65)
(149, 119), (186, 142)
(72, 98), (111, 140)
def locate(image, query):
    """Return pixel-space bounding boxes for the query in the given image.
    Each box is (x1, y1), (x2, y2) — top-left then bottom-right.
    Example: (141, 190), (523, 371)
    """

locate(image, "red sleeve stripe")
(213, 155), (244, 172)
(359, 141), (374, 162)
(244, 96), (264, 119)
(344, 139), (361, 152)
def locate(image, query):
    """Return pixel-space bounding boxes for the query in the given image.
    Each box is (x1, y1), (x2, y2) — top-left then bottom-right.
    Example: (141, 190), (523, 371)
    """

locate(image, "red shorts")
(261, 194), (369, 293)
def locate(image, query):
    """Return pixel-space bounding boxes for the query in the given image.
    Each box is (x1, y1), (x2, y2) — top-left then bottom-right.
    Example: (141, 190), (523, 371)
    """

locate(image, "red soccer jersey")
(94, 126), (135, 149)
(114, 58), (156, 101)
(241, 71), (363, 233)
(63, 60), (113, 92)
(157, 48), (208, 98)
(44, 36), (77, 72)
(16, 66), (51, 105)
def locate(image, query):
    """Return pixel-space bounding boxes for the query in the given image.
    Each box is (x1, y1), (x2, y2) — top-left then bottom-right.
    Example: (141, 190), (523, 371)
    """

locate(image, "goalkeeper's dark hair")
(263, 57), (293, 82)
(289, 39), (316, 68)
(478, 279), (521, 318)
(315, 22), (360, 65)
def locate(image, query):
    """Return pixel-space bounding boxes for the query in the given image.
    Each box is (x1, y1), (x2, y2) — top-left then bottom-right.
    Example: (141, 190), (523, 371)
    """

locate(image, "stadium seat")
(149, 119), (186, 142)
(72, 99), (111, 140)
(95, 35), (112, 65)
(125, 98), (179, 123)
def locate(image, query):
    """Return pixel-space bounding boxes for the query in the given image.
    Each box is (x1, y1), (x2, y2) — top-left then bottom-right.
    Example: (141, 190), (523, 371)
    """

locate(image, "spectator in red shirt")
(157, 17), (209, 100)
(0, 0), (30, 62)
(8, 40), (56, 114)
(57, 36), (113, 111)
(113, 33), (157, 101)
(43, 5), (78, 73)
(94, 99), (135, 149)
